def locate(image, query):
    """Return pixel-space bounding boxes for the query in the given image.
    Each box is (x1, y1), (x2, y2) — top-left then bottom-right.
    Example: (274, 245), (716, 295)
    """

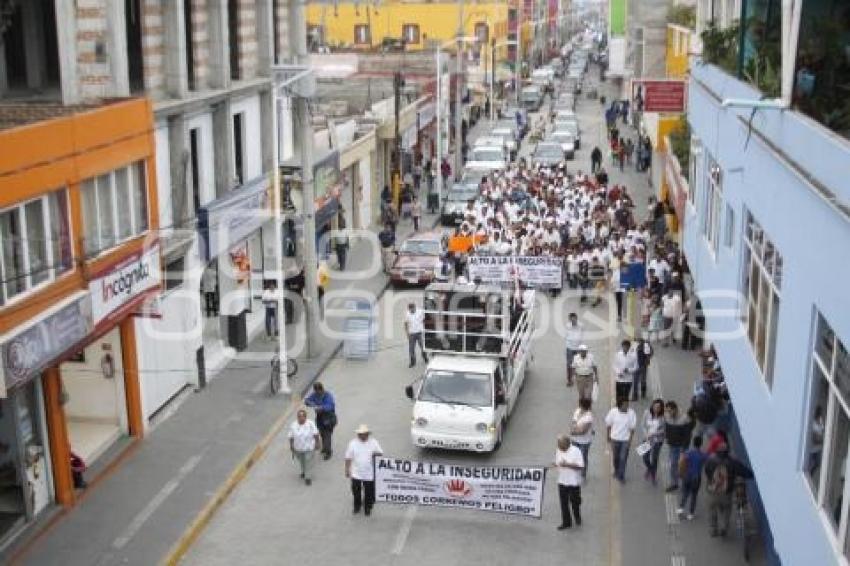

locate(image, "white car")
(548, 131), (576, 159)
(464, 145), (507, 173)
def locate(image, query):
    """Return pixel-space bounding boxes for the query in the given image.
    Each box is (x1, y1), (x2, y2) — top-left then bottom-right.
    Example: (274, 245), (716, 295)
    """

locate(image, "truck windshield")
(419, 370), (491, 407)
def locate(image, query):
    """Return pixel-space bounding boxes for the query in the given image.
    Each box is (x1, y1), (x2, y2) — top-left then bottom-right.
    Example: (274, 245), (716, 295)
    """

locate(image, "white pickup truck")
(405, 283), (535, 452)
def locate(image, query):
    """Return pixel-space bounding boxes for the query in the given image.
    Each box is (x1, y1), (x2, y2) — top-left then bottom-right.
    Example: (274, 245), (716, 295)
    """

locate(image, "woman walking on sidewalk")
(288, 409), (321, 486)
(641, 399), (666, 485)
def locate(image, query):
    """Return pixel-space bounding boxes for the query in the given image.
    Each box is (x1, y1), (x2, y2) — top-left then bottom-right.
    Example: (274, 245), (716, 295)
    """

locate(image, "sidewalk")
(591, 75), (766, 565)
(6, 213), (433, 566)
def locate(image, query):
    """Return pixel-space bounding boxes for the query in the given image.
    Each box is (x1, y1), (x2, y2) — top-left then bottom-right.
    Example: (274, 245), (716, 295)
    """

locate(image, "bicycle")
(734, 479), (756, 562)
(270, 354), (298, 395)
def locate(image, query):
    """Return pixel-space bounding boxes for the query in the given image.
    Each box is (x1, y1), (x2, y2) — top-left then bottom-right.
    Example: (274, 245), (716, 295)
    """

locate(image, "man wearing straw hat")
(345, 424), (383, 516)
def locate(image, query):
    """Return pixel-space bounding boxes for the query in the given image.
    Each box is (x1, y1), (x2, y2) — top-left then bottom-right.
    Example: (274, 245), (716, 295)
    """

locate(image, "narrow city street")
(180, 78), (759, 566)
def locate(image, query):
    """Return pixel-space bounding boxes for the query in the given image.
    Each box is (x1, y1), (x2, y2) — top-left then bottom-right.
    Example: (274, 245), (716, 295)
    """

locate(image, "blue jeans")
(265, 307), (278, 337)
(679, 477), (701, 514)
(611, 440), (630, 481)
(642, 440), (663, 479)
(667, 445), (684, 488)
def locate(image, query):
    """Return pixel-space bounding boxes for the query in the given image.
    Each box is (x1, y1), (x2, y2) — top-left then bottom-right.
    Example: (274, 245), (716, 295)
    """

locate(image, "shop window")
(81, 161), (150, 258)
(792, 0), (850, 141)
(402, 24), (420, 45)
(805, 312), (850, 558)
(741, 210), (782, 386)
(0, 190), (72, 306)
(354, 24), (371, 45)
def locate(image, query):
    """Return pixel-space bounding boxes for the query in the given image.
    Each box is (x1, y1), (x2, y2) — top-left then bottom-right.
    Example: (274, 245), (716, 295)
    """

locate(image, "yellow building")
(307, 1), (511, 52)
(666, 24), (694, 79)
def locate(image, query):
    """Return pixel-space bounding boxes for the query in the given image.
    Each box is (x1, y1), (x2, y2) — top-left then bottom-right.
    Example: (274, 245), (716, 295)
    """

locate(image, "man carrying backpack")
(704, 443), (754, 538)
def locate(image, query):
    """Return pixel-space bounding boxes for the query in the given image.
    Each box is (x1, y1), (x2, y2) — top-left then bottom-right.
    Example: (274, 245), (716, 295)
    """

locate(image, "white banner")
(467, 256), (563, 289)
(375, 456), (546, 518)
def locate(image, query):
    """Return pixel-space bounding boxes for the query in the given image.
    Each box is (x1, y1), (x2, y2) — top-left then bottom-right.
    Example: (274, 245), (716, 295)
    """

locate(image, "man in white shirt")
(572, 345), (598, 401)
(404, 302), (428, 368)
(605, 398), (637, 482)
(345, 424), (384, 516)
(564, 313), (584, 386)
(288, 409), (321, 485)
(661, 289), (683, 347)
(555, 435), (584, 530)
(612, 339), (638, 402)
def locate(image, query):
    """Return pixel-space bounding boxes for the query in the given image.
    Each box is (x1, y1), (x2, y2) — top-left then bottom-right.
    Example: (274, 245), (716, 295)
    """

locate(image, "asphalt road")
(182, 66), (763, 566)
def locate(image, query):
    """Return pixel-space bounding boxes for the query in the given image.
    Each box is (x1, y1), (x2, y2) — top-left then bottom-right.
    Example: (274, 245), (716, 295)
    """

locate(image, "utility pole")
(454, 0), (464, 180)
(490, 37), (495, 122)
(293, 0), (319, 358)
(435, 46), (444, 210)
(515, 14), (522, 105)
(393, 70), (403, 209)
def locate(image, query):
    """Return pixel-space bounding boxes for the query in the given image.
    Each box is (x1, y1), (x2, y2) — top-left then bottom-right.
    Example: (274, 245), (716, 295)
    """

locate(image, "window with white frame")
(741, 210), (782, 386)
(0, 190), (73, 306)
(804, 312), (850, 559)
(701, 153), (722, 254)
(402, 24), (420, 45)
(81, 161), (149, 257)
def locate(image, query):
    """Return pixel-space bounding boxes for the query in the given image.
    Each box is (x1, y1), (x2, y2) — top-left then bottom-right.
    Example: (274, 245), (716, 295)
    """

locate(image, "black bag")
(319, 411), (338, 430)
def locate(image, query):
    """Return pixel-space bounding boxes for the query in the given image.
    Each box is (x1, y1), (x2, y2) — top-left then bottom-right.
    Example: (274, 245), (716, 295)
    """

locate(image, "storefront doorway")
(59, 327), (128, 468)
(0, 381), (51, 544)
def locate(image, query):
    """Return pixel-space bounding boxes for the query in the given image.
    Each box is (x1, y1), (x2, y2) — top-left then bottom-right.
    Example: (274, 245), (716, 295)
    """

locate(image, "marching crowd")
(282, 58), (756, 547)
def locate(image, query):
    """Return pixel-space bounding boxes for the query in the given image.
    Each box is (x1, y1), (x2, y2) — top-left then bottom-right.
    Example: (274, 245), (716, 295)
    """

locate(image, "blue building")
(683, 0), (850, 563)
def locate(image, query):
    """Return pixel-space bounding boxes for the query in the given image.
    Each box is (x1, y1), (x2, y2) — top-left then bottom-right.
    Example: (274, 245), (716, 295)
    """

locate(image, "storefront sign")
(0, 295), (93, 396)
(633, 80), (687, 113)
(467, 256), (563, 289)
(198, 175), (272, 261)
(375, 456), (546, 518)
(90, 246), (162, 326)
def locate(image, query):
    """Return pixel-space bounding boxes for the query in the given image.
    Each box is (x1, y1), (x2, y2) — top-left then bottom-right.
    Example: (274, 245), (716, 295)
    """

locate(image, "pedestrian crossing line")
(666, 493), (681, 526)
(671, 554), (687, 566)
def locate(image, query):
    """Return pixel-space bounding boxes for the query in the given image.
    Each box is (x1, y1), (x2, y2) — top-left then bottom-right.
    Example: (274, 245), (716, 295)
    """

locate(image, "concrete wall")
(61, 328), (127, 429)
(684, 62), (850, 566)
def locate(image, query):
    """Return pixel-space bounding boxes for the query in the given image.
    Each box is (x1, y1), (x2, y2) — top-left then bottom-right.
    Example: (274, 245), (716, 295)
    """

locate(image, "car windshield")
(552, 132), (575, 142)
(448, 190), (478, 202)
(496, 121), (516, 131)
(470, 148), (503, 162)
(556, 122), (578, 134)
(419, 370), (492, 407)
(536, 144), (563, 157)
(399, 240), (441, 255)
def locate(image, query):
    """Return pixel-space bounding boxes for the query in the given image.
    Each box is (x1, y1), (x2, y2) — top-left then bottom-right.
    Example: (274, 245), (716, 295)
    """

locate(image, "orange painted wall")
(0, 98), (159, 334)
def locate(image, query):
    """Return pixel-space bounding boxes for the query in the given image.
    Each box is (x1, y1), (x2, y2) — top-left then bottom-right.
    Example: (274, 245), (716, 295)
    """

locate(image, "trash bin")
(343, 299), (377, 360)
(226, 311), (247, 351)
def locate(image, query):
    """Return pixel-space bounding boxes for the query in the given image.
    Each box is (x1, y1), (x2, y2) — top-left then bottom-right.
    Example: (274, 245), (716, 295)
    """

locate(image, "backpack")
(707, 460), (730, 494)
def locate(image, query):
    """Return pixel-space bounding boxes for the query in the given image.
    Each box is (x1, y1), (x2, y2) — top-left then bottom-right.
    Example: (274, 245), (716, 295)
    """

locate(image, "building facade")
(684, 0), (850, 563)
(0, 98), (159, 545)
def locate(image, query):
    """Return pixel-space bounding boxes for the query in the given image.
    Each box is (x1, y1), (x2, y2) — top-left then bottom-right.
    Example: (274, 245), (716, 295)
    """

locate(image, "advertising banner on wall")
(632, 80), (687, 113)
(89, 245), (162, 327)
(467, 256), (563, 289)
(375, 456), (546, 518)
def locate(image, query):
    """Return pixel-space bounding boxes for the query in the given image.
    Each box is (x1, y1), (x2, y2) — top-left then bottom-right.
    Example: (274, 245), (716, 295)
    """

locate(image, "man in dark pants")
(704, 443), (754, 537)
(334, 231), (349, 271)
(304, 382), (336, 460)
(345, 425), (383, 516)
(632, 338), (653, 401)
(590, 146), (603, 173)
(555, 435), (584, 530)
